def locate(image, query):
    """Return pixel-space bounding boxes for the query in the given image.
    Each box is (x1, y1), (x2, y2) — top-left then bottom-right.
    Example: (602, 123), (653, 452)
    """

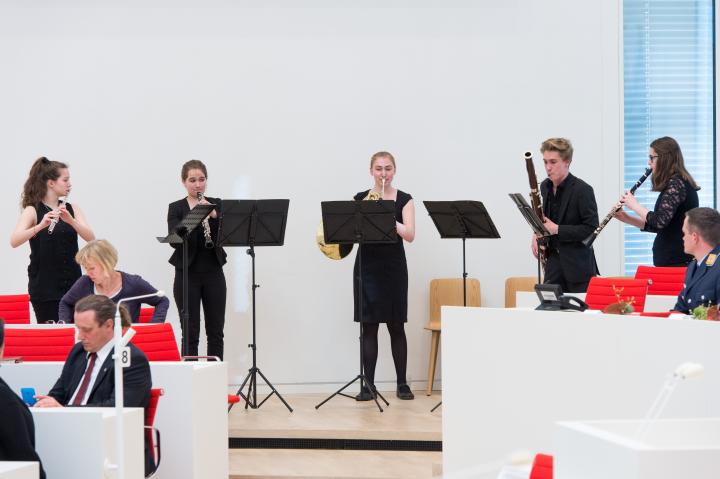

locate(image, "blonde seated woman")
(58, 239), (169, 323)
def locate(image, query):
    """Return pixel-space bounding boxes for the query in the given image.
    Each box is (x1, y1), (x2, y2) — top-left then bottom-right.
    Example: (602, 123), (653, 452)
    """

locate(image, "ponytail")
(20, 157), (68, 209)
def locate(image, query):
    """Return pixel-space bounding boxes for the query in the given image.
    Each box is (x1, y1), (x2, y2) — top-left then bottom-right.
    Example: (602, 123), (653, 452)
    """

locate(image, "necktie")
(71, 352), (97, 406)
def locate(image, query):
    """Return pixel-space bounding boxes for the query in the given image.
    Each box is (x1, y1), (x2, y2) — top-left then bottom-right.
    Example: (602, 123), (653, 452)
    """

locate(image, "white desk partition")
(32, 408), (143, 479)
(0, 361), (228, 479)
(0, 462), (39, 479)
(441, 307), (720, 477)
(515, 290), (677, 312)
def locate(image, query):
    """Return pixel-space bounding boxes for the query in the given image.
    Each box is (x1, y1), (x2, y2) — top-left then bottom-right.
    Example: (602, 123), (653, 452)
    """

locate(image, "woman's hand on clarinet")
(614, 211), (632, 224)
(620, 191), (640, 211)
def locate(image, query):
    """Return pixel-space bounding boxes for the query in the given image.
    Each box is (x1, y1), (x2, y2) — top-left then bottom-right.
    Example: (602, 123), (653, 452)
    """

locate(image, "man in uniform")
(673, 207), (720, 313)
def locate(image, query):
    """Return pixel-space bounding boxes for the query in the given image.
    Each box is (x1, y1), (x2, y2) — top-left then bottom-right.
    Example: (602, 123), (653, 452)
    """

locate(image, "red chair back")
(4, 327), (75, 361)
(584, 277), (649, 312)
(529, 453), (553, 479)
(146, 388), (165, 427)
(0, 294), (31, 324)
(130, 323), (181, 361)
(634, 265), (687, 296)
(138, 307), (155, 324)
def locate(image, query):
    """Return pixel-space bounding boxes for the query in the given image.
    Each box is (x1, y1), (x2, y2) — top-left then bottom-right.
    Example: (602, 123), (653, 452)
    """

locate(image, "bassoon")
(524, 151), (547, 268)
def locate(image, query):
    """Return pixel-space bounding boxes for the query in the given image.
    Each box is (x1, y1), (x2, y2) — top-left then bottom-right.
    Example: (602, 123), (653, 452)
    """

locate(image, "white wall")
(0, 0), (623, 390)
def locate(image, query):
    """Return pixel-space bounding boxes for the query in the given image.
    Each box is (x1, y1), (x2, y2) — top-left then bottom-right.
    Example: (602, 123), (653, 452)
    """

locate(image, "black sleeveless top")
(28, 203), (82, 302)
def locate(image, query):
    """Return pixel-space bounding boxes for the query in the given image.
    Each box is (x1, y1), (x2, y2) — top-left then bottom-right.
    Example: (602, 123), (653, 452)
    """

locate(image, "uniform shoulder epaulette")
(706, 253), (717, 267)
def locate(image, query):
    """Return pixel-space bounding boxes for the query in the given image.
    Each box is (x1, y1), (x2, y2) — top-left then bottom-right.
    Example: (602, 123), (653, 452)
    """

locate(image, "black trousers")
(173, 268), (227, 360)
(543, 253), (590, 294)
(31, 300), (60, 324)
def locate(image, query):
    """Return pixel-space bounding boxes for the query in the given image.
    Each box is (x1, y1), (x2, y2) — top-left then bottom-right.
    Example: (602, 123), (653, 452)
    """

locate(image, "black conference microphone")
(47, 195), (67, 235)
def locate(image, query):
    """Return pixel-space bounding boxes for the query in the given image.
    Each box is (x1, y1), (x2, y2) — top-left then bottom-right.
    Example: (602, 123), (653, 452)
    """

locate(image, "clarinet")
(47, 195), (67, 235)
(197, 192), (215, 249)
(524, 151), (547, 268)
(582, 167), (652, 248)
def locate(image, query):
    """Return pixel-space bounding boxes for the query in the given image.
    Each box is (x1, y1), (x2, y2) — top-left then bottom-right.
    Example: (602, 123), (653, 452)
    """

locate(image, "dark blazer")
(0, 377), (46, 479)
(167, 196), (227, 269)
(673, 245), (720, 313)
(48, 342), (151, 409)
(541, 173), (600, 283)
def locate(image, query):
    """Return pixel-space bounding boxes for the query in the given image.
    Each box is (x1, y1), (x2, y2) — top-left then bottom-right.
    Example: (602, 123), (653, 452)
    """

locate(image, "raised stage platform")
(228, 392), (443, 478)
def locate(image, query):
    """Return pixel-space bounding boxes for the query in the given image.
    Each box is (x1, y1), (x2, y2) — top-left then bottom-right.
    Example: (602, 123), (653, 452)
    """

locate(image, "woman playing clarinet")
(616, 137), (700, 266)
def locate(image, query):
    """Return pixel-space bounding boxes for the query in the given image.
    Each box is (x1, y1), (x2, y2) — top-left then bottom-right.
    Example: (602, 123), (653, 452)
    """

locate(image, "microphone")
(47, 196), (66, 235)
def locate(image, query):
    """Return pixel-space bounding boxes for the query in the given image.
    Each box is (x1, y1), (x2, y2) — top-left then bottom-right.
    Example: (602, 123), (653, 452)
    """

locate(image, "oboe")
(582, 167), (652, 247)
(197, 192), (214, 249)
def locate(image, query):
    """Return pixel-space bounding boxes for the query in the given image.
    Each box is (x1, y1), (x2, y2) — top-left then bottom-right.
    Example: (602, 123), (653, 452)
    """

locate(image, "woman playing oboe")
(10, 157), (95, 323)
(167, 160), (227, 360)
(616, 137), (699, 266)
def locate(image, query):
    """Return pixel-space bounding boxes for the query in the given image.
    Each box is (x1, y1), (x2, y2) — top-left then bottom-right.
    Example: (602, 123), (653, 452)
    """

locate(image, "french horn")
(317, 178), (385, 260)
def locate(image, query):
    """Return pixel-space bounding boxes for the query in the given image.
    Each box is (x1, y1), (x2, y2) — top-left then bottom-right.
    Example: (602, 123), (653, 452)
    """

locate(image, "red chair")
(145, 388), (164, 478)
(584, 277), (650, 312)
(138, 307), (155, 324)
(129, 324), (182, 361)
(529, 453), (553, 479)
(0, 294), (31, 324)
(634, 265), (687, 296)
(3, 327), (75, 361)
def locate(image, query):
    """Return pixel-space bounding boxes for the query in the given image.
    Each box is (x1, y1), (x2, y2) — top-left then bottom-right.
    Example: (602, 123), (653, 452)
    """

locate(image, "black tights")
(361, 322), (408, 387)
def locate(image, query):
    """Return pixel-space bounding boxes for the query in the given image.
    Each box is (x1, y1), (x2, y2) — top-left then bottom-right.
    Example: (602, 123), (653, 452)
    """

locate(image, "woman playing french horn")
(353, 151), (416, 401)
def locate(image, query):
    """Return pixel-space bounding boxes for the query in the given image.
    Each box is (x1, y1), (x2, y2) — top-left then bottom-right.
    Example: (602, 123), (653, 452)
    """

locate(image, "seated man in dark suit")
(0, 319), (46, 479)
(34, 294), (151, 408)
(673, 207), (720, 313)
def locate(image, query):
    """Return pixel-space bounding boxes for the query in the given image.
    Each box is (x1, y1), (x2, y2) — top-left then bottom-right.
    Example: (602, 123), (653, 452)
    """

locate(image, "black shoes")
(355, 386), (374, 401)
(396, 383), (414, 400)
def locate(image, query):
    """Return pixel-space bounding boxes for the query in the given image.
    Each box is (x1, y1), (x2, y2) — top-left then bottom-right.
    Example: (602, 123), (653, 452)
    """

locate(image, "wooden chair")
(0, 294), (31, 324)
(426, 278), (480, 395)
(504, 276), (537, 308)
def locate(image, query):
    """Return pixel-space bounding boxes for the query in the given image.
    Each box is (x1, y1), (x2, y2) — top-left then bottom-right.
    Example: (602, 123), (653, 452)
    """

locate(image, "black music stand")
(315, 200), (397, 413)
(219, 199), (293, 412)
(509, 193), (551, 285)
(157, 203), (216, 357)
(423, 200), (500, 412)
(423, 201), (500, 306)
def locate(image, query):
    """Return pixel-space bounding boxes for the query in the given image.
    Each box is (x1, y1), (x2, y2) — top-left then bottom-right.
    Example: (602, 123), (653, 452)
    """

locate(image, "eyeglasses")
(648, 155), (659, 161)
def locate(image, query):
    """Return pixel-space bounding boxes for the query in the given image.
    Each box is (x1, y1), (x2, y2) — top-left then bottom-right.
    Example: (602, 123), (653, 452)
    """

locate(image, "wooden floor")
(228, 391), (443, 478)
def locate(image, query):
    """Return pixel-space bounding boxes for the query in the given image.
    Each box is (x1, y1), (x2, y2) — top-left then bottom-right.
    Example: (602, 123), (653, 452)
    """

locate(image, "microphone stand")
(108, 291), (165, 479)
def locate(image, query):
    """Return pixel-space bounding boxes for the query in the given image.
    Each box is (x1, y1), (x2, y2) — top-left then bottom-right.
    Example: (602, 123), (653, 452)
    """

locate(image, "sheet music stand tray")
(423, 201), (500, 306)
(157, 203), (216, 357)
(315, 199), (397, 413)
(509, 193), (551, 285)
(220, 199), (293, 412)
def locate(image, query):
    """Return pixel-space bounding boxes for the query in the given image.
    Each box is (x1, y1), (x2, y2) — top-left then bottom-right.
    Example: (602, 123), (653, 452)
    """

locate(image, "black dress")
(643, 175), (699, 266)
(27, 203), (81, 322)
(353, 190), (411, 323)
